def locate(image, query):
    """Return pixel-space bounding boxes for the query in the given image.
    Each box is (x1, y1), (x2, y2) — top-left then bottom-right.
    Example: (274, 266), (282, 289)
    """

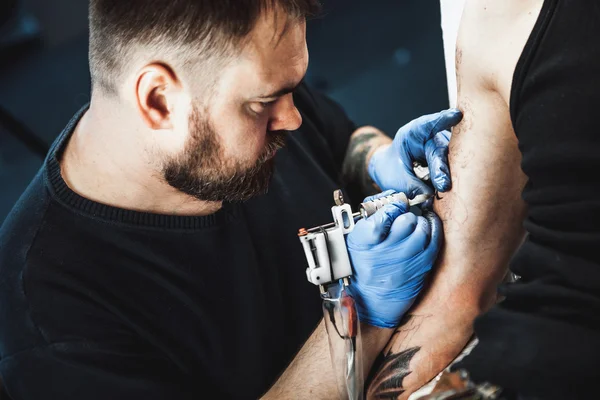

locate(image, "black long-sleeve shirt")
(0, 83), (358, 399)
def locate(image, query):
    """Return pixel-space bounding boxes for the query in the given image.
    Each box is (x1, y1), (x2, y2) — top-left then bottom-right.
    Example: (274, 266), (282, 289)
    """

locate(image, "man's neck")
(60, 103), (223, 217)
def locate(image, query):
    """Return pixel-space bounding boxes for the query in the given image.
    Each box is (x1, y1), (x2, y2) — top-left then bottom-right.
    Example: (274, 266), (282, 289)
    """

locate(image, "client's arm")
(366, 1), (542, 397)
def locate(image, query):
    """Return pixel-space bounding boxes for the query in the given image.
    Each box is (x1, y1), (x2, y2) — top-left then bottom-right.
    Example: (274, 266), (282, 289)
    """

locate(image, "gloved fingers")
(348, 203), (407, 247)
(366, 144), (391, 189)
(384, 212), (419, 244)
(385, 214), (431, 255)
(422, 196), (434, 210)
(421, 210), (443, 257)
(371, 160), (434, 198)
(363, 189), (397, 204)
(414, 215), (433, 249)
(439, 129), (452, 142)
(418, 108), (462, 137)
(406, 175), (434, 200)
(395, 108), (463, 160)
(425, 130), (452, 192)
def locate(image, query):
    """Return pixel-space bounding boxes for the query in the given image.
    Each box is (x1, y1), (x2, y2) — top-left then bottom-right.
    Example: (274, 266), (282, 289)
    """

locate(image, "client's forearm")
(366, 193), (526, 399)
(366, 282), (497, 400)
(365, 239), (501, 400)
(366, 297), (477, 400)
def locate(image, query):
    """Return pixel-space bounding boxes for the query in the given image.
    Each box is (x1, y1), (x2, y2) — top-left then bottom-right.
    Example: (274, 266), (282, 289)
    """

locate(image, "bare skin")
(366, 1), (544, 398)
(263, 321), (394, 399)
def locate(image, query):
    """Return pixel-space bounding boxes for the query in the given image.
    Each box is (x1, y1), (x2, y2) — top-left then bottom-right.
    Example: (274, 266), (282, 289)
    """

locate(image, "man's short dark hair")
(89, 0), (321, 95)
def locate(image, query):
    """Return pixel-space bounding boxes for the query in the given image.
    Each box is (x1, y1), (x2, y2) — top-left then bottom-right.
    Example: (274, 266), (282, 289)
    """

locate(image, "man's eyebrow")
(259, 83), (300, 98)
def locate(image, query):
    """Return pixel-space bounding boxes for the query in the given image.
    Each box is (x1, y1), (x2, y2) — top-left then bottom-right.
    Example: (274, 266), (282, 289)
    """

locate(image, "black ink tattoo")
(367, 315), (430, 399)
(368, 347), (421, 399)
(341, 132), (380, 196)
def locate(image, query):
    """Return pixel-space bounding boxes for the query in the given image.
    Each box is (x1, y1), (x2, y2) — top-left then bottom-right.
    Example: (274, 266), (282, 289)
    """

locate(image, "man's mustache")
(260, 130), (289, 162)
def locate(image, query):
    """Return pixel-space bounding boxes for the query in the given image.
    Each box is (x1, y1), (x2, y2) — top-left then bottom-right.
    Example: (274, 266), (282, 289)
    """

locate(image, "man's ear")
(135, 63), (182, 130)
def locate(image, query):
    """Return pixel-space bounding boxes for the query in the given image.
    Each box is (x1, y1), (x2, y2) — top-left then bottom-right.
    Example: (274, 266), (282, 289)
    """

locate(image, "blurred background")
(0, 0), (450, 225)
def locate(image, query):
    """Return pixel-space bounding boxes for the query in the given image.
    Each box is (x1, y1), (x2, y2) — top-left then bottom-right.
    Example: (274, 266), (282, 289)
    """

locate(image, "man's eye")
(250, 99), (277, 114)
(259, 99), (277, 108)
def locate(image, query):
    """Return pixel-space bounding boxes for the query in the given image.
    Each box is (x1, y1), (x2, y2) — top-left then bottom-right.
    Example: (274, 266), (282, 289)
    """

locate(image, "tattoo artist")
(0, 1), (462, 399)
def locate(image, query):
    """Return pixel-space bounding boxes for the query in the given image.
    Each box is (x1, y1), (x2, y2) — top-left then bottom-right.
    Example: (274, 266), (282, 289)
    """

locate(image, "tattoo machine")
(297, 189), (432, 400)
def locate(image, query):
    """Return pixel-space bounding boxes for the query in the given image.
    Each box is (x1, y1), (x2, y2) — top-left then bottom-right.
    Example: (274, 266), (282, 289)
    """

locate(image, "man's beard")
(163, 105), (288, 202)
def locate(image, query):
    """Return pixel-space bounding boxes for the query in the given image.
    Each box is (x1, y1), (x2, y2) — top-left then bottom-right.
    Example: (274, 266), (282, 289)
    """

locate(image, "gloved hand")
(346, 190), (443, 328)
(368, 109), (462, 199)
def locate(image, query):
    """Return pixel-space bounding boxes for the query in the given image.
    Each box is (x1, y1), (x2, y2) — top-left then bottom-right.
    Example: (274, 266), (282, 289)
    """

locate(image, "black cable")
(323, 300), (345, 339)
(0, 105), (49, 158)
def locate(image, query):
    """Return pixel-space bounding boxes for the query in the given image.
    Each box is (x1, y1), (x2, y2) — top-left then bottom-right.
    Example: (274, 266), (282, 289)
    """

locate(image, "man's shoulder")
(458, 0), (544, 102)
(0, 167), (53, 356)
(0, 161), (118, 357)
(0, 167), (51, 263)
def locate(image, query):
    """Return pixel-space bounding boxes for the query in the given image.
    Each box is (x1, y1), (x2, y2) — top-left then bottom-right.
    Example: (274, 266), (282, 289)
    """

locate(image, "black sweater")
(0, 83), (358, 399)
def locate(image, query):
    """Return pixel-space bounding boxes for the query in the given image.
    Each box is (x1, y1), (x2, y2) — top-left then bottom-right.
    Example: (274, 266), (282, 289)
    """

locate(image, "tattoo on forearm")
(341, 132), (381, 195)
(369, 346), (420, 399)
(367, 315), (430, 399)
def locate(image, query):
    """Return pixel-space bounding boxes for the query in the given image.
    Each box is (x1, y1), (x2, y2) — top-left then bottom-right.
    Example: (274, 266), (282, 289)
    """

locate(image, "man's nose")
(268, 94), (302, 132)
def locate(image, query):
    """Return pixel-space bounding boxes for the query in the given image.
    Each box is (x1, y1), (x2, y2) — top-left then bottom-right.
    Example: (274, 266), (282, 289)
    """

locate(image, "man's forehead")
(239, 14), (308, 92)
(249, 51), (308, 98)
(248, 7), (304, 50)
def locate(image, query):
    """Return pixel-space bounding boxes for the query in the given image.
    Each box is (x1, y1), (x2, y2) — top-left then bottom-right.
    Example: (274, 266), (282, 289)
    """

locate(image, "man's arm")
(263, 320), (393, 399)
(366, 1), (543, 398)
(341, 126), (392, 196)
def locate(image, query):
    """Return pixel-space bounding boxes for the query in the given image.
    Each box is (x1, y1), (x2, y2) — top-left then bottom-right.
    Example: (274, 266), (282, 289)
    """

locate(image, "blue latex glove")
(346, 190), (443, 328)
(368, 109), (462, 198)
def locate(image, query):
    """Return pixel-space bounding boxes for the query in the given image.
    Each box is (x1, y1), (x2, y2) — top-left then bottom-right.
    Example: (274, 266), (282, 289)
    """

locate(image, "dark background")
(0, 0), (450, 225)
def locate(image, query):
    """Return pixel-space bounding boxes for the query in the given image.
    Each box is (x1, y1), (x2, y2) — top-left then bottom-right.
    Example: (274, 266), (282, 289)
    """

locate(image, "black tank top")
(458, 1), (600, 398)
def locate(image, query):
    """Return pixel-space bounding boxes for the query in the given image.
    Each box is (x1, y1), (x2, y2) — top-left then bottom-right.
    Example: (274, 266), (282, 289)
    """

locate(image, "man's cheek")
(242, 126), (269, 161)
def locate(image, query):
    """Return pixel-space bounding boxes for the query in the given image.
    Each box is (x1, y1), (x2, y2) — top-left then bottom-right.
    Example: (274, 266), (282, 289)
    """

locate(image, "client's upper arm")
(430, 7), (529, 310)
(366, 1), (542, 398)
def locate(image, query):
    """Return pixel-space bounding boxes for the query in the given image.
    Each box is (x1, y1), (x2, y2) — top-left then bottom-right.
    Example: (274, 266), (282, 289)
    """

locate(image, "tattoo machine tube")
(322, 281), (364, 400)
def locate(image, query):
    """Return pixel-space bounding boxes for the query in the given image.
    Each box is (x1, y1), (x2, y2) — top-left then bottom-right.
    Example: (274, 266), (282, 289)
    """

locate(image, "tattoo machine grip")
(359, 192), (432, 218)
(359, 192), (408, 218)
